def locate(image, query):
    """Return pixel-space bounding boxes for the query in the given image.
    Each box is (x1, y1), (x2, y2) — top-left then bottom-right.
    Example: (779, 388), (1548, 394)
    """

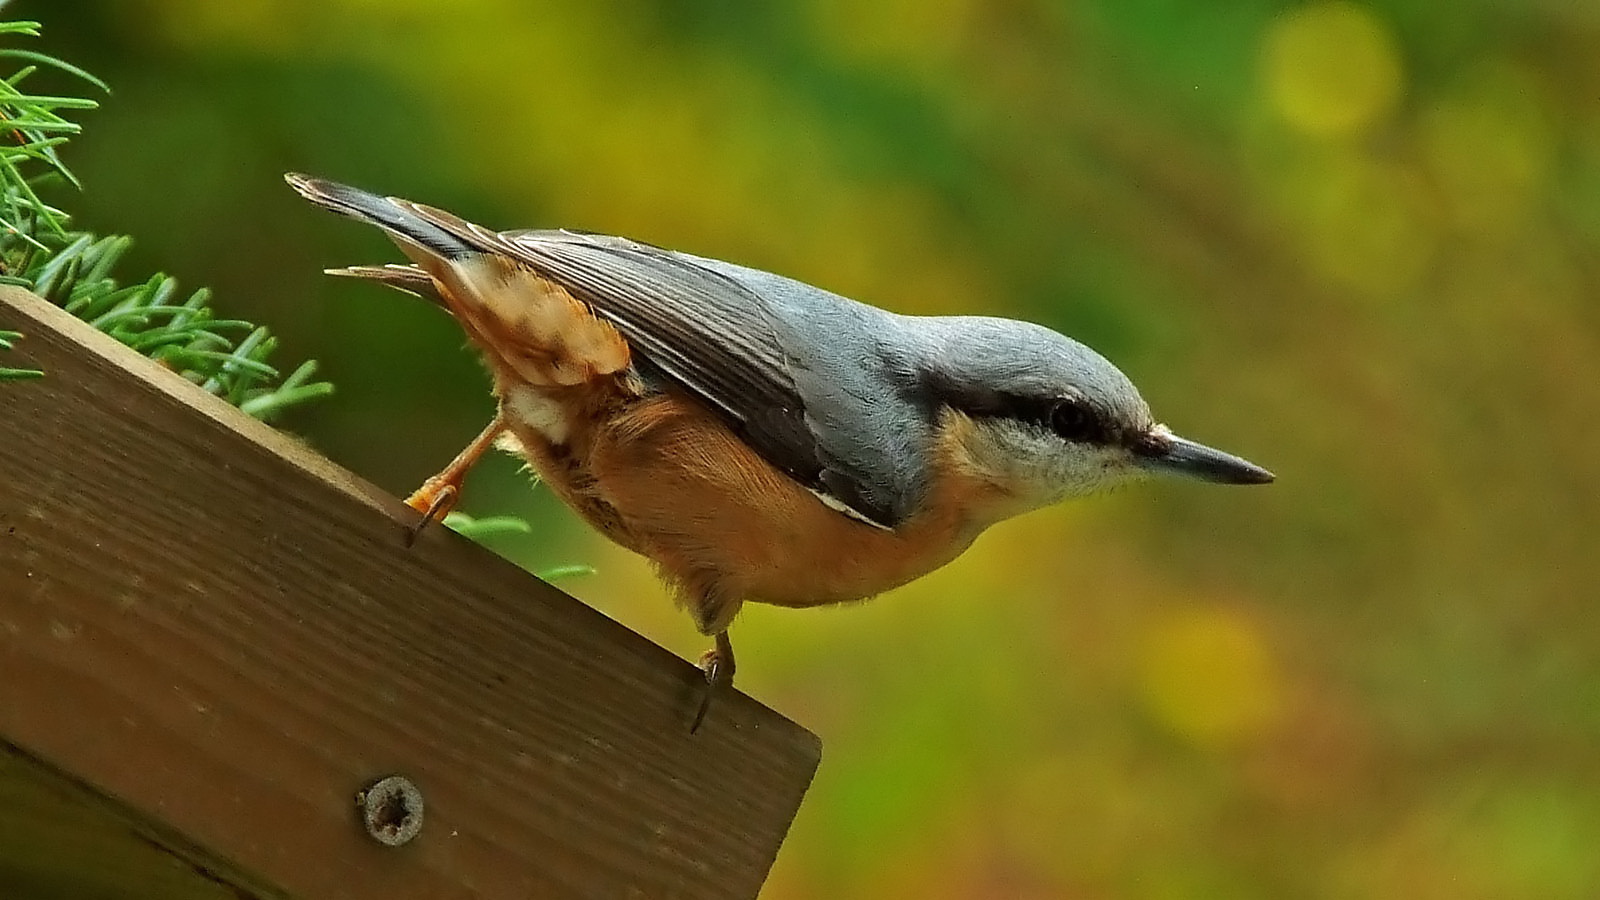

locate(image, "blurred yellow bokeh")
(1140, 605), (1282, 748)
(1420, 62), (1554, 235)
(1262, 2), (1403, 138)
(1273, 149), (1440, 297)
(808, 0), (978, 74)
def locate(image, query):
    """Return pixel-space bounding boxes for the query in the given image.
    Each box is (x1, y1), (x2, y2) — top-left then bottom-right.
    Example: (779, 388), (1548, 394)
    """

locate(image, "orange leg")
(404, 413), (507, 545)
(690, 631), (736, 734)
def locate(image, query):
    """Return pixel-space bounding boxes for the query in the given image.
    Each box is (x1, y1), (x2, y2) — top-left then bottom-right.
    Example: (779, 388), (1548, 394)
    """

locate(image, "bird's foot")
(691, 632), (736, 734)
(403, 479), (459, 547)
(400, 414), (507, 546)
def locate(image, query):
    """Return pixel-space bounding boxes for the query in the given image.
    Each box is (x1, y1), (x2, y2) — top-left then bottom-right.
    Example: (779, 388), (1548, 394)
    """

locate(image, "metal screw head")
(358, 775), (424, 846)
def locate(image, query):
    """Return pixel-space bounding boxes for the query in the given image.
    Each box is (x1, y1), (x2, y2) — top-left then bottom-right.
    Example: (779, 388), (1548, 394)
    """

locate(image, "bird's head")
(920, 317), (1273, 516)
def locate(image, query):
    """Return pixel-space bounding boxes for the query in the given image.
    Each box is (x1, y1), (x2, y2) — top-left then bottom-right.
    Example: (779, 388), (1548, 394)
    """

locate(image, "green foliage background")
(32, 0), (1600, 896)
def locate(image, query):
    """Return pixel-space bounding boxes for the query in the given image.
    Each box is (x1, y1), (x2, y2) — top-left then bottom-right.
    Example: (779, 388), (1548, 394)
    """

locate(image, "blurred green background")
(29, 0), (1600, 896)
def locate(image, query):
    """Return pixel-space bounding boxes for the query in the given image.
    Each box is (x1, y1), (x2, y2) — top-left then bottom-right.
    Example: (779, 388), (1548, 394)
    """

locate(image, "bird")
(286, 173), (1274, 732)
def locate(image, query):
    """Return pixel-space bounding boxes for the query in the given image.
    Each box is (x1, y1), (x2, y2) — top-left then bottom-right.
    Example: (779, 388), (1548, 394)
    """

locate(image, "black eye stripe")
(918, 370), (1123, 446)
(940, 389), (1113, 445)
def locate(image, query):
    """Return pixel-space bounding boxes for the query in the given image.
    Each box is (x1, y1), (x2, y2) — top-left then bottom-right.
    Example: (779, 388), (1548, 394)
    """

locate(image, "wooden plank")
(0, 286), (820, 900)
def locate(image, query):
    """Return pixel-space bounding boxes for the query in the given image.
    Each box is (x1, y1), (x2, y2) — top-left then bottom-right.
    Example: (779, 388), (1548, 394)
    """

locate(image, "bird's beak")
(1134, 428), (1275, 485)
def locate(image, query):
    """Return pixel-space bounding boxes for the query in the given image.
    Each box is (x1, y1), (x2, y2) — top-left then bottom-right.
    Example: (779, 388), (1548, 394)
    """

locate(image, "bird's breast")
(501, 386), (992, 632)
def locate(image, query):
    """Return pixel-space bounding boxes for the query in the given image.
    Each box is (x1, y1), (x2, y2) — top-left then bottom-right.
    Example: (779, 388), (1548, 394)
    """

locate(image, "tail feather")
(326, 264), (446, 306)
(289, 173), (633, 387)
(284, 173), (473, 261)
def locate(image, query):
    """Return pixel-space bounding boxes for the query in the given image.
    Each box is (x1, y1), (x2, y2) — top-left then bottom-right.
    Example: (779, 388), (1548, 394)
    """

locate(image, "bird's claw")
(690, 634), (735, 734)
(403, 481), (458, 546)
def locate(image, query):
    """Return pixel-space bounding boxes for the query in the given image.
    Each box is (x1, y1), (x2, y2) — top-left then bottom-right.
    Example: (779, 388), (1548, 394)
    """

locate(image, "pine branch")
(0, 17), (331, 420)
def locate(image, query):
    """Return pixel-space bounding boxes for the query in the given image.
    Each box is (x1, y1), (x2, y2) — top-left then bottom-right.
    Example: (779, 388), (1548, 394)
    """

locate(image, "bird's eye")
(1049, 398), (1095, 441)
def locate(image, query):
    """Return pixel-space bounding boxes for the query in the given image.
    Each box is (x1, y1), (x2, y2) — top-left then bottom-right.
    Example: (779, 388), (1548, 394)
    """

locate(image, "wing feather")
(392, 202), (896, 526)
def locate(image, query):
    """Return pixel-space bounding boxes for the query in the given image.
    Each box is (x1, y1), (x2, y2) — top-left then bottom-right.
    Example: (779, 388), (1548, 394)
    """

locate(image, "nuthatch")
(287, 174), (1274, 731)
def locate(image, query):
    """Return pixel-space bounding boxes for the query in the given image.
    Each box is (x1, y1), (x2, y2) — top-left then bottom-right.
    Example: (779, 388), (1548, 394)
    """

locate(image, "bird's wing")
(395, 206), (901, 529)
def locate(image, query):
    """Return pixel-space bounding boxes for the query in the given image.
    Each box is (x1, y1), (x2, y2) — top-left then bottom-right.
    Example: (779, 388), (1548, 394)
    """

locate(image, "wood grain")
(0, 287), (820, 899)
